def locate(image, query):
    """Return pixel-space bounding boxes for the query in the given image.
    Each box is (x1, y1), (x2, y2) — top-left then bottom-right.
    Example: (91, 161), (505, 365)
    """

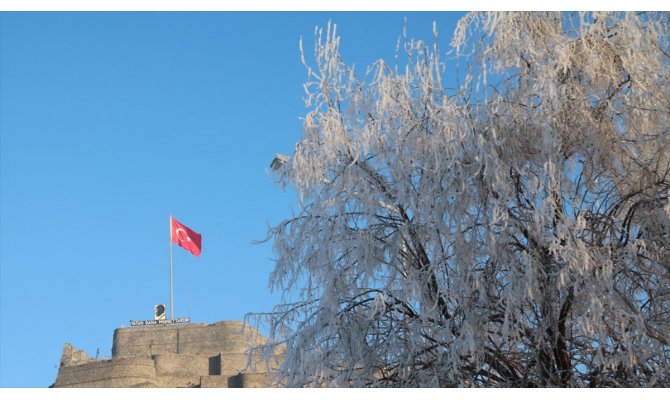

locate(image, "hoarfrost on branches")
(253, 12), (670, 387)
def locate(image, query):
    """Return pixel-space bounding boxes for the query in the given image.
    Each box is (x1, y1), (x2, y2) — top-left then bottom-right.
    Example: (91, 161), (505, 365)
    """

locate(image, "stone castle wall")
(112, 320), (266, 358)
(52, 320), (283, 388)
(54, 357), (158, 388)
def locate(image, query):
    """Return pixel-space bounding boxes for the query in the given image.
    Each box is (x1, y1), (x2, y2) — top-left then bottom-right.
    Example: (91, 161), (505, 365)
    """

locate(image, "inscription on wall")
(130, 317), (190, 326)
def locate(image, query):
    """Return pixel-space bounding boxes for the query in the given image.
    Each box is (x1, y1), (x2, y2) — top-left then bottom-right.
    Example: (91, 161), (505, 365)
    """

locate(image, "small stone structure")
(52, 320), (282, 388)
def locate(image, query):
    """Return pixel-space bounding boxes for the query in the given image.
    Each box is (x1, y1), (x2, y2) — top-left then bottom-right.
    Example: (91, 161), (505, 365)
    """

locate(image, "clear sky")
(0, 11), (467, 388)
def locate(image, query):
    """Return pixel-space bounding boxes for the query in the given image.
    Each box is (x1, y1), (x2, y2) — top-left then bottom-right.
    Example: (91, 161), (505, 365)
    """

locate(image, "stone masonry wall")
(54, 357), (157, 388)
(112, 320), (266, 358)
(52, 320), (283, 388)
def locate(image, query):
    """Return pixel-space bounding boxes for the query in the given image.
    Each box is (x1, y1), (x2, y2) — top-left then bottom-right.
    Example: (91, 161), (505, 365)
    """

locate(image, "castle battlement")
(52, 320), (283, 388)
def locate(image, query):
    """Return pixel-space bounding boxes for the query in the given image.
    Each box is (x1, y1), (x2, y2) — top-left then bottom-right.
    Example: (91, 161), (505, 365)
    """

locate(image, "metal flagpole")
(169, 215), (174, 320)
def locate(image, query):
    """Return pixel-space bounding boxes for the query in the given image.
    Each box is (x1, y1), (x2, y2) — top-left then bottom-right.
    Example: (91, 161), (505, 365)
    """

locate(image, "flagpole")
(169, 215), (174, 320)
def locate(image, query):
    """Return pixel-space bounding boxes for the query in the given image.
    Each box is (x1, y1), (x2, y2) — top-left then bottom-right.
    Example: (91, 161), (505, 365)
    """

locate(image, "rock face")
(52, 321), (282, 388)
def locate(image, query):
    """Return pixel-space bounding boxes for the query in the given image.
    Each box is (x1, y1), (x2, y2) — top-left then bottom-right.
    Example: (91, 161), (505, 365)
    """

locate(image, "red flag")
(170, 216), (202, 257)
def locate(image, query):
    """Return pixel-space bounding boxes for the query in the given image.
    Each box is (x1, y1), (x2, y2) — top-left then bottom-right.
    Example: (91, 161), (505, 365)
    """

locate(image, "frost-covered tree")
(256, 12), (670, 387)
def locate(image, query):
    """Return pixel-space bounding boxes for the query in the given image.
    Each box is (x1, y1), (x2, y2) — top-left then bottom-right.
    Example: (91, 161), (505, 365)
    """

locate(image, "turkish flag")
(170, 216), (202, 257)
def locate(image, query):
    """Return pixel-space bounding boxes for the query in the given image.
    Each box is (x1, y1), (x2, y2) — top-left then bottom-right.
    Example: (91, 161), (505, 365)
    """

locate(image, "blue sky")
(0, 11), (466, 388)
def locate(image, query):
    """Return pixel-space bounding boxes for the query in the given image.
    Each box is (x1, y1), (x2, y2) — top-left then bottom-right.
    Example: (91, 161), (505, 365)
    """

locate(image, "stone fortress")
(51, 320), (283, 388)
